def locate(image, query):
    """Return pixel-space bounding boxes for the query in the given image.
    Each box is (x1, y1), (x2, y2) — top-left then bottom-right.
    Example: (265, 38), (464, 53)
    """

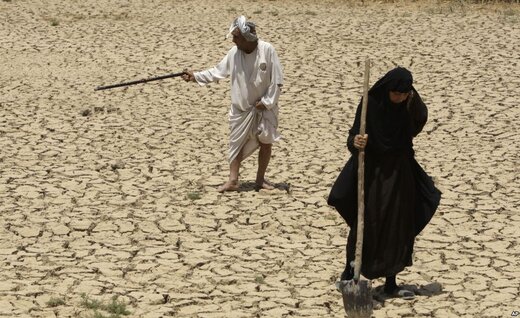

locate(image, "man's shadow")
(372, 282), (444, 304)
(236, 181), (291, 193)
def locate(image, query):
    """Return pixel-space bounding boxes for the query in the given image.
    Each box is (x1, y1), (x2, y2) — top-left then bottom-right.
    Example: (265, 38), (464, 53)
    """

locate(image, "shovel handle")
(354, 58), (370, 281)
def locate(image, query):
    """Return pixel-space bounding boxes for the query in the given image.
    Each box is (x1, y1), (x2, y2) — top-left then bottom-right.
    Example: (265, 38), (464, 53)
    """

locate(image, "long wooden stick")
(354, 58), (370, 282)
(95, 71), (186, 91)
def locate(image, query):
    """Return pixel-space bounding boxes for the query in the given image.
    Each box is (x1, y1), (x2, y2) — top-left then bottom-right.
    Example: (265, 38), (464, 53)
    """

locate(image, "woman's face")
(389, 91), (410, 104)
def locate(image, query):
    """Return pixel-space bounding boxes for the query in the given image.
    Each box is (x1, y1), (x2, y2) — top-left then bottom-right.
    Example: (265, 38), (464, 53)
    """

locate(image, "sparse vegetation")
(80, 294), (131, 318)
(81, 293), (103, 310)
(501, 6), (519, 22)
(255, 275), (265, 284)
(46, 297), (66, 307)
(104, 296), (131, 316)
(106, 12), (129, 20)
(503, 7), (518, 15)
(187, 191), (201, 200)
(50, 18), (59, 26)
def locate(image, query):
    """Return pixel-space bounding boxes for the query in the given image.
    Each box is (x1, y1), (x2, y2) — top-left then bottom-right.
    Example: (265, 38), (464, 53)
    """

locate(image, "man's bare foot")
(255, 179), (275, 191)
(218, 180), (239, 193)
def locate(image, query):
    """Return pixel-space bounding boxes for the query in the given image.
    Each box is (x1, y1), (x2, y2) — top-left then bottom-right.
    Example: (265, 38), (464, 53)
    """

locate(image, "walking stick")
(95, 71), (186, 91)
(341, 58), (373, 317)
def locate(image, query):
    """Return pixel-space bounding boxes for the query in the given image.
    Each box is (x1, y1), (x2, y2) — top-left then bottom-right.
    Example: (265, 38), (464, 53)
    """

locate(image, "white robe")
(194, 40), (283, 162)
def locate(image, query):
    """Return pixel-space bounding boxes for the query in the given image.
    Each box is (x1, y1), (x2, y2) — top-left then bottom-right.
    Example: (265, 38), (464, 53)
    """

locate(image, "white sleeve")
(260, 47), (283, 110)
(194, 52), (231, 86)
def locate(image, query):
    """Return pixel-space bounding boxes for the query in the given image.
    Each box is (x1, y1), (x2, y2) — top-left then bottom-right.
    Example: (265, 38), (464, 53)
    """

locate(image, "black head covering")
(350, 67), (417, 154)
(369, 67), (413, 98)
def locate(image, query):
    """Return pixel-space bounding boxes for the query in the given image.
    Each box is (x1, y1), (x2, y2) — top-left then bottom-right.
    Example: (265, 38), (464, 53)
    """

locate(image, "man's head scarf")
(226, 16), (258, 42)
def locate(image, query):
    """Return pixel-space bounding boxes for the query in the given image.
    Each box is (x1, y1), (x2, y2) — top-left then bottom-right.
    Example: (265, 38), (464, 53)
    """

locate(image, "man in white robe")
(182, 16), (283, 192)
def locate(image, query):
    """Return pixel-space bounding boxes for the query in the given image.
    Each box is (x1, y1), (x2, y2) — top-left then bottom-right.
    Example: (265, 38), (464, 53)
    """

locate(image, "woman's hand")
(354, 134), (368, 150)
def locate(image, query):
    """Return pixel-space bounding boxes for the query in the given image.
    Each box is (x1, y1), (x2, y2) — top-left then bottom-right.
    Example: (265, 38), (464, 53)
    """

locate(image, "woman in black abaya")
(328, 67), (441, 298)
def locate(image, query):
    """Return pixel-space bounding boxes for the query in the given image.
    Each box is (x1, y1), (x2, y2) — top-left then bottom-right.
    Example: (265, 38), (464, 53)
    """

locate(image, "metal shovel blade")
(339, 279), (373, 317)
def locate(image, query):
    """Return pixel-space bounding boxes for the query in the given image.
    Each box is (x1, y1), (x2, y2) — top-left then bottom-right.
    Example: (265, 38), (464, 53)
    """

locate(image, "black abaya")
(328, 67), (441, 279)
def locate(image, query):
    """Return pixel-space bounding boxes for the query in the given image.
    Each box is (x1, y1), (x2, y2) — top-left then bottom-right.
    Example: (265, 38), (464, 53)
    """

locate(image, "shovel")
(339, 58), (373, 318)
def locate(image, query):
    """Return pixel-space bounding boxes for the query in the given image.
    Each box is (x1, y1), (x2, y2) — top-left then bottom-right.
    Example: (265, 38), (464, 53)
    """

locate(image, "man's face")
(232, 28), (248, 51)
(389, 91), (410, 104)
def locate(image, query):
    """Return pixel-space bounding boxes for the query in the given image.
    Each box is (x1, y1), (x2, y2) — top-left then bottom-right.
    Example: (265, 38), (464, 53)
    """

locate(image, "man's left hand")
(255, 101), (266, 110)
(181, 69), (196, 82)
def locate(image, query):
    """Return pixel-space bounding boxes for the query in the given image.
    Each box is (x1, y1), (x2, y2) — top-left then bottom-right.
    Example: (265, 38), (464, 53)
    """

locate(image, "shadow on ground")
(234, 181), (291, 193)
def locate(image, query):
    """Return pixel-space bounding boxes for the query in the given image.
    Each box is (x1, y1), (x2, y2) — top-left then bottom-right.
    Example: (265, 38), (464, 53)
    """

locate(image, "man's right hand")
(354, 134), (368, 150)
(181, 69), (196, 82)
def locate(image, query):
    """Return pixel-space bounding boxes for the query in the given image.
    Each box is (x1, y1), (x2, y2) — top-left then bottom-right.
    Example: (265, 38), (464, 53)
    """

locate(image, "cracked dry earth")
(0, 0), (519, 317)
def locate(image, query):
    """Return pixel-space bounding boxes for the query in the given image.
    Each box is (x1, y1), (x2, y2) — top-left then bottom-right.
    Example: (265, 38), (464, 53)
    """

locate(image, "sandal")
(392, 288), (415, 300)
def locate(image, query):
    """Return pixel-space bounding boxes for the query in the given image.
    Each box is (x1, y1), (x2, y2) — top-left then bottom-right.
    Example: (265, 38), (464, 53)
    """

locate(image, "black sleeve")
(407, 89), (428, 137)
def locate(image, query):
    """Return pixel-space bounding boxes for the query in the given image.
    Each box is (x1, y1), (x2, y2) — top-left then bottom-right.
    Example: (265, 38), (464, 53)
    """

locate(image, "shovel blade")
(339, 279), (373, 317)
